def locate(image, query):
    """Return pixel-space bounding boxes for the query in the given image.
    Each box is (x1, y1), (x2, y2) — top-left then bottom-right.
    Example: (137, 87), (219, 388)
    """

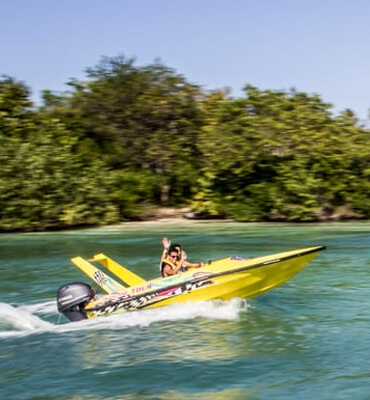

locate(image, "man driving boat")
(161, 246), (185, 277)
(160, 238), (204, 277)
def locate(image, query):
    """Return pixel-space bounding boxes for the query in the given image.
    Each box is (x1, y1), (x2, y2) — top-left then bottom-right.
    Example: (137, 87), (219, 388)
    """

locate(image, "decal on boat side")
(93, 270), (125, 292)
(92, 278), (216, 316)
(192, 271), (212, 279)
(93, 270), (106, 286)
(150, 274), (185, 286)
(131, 283), (152, 294)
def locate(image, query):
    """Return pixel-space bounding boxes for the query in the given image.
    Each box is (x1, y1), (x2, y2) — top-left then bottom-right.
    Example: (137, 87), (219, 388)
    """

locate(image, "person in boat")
(160, 238), (204, 277)
(161, 246), (185, 277)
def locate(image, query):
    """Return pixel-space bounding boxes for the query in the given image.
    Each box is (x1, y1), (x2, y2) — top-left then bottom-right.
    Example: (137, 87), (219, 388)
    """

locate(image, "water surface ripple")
(0, 221), (369, 400)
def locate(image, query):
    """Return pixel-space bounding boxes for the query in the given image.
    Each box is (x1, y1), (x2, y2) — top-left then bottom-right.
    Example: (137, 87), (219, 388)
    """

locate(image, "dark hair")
(168, 244), (181, 253)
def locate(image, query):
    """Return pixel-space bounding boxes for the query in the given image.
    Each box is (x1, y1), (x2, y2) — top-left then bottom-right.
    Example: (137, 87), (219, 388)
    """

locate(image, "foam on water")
(0, 298), (249, 338)
(19, 300), (57, 315)
(0, 302), (54, 335)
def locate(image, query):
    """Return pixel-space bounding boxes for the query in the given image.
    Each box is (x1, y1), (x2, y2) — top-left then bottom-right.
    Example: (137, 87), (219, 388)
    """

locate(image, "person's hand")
(162, 237), (170, 250)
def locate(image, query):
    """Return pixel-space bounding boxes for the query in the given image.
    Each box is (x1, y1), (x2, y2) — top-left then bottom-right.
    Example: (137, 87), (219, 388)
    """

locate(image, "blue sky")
(1, 0), (370, 121)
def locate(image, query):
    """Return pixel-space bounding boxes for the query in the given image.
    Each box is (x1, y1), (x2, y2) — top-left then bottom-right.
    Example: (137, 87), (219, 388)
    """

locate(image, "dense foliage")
(1, 57), (369, 231)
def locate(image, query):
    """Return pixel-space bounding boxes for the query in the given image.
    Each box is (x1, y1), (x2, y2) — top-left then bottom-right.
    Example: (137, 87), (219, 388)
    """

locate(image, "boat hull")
(79, 246), (325, 319)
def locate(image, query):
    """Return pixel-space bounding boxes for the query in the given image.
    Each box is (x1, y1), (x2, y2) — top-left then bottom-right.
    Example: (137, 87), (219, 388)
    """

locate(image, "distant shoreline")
(122, 206), (367, 224)
(0, 207), (368, 234)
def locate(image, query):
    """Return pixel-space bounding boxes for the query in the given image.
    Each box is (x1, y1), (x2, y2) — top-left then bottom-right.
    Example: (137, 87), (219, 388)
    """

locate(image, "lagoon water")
(0, 221), (369, 400)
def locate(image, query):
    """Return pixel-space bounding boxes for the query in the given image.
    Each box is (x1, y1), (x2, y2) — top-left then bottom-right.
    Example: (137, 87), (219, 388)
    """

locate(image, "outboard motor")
(57, 282), (94, 322)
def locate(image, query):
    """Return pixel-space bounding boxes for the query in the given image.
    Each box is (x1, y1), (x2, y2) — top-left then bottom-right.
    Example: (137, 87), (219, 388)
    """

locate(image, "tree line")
(1, 56), (369, 231)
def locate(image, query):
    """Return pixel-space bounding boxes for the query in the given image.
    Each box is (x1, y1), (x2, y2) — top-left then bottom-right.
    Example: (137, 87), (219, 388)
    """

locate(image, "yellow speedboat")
(57, 246), (326, 321)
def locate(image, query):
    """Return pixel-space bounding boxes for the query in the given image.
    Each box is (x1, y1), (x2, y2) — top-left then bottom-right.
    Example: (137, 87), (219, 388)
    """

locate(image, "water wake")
(0, 302), (54, 336)
(0, 298), (249, 338)
(19, 300), (57, 315)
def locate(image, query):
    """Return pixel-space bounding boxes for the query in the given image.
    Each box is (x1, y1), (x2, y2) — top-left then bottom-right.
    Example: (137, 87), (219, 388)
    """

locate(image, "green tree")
(65, 56), (203, 205)
(194, 86), (370, 221)
(0, 77), (119, 231)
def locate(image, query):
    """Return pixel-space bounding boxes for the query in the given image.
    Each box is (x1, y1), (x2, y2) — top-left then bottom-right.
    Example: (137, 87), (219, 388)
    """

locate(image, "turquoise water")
(0, 221), (369, 400)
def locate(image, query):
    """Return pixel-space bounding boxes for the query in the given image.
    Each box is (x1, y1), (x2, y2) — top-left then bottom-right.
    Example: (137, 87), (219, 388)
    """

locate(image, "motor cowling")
(57, 282), (94, 322)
